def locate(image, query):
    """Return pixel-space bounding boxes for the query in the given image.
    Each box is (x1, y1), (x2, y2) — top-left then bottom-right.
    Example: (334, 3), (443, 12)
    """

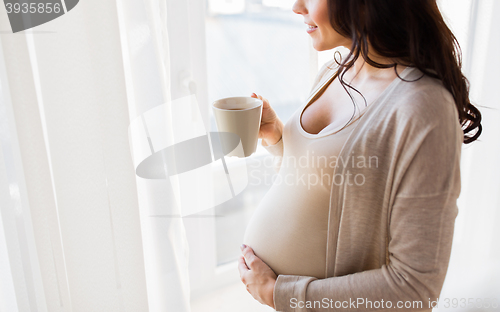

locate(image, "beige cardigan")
(262, 58), (463, 311)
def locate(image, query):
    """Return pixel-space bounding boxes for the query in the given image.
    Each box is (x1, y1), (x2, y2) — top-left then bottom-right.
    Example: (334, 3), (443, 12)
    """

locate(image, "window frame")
(170, 0), (321, 300)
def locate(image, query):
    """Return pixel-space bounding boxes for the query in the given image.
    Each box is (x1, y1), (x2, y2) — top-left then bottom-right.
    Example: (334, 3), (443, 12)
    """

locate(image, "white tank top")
(243, 95), (367, 278)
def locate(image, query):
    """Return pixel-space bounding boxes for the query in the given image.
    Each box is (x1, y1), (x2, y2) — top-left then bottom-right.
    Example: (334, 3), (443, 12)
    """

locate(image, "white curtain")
(2, 0), (499, 311)
(0, 0), (192, 311)
(437, 0), (500, 308)
(117, 0), (193, 310)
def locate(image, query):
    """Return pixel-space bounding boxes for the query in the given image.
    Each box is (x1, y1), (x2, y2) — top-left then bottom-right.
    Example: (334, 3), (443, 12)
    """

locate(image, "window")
(181, 0), (322, 299)
(204, 0), (314, 266)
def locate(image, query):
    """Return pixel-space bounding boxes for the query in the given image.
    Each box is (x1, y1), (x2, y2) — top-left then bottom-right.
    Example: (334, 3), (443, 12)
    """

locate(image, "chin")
(311, 41), (325, 51)
(311, 39), (337, 52)
(312, 43), (330, 52)
(314, 41), (346, 52)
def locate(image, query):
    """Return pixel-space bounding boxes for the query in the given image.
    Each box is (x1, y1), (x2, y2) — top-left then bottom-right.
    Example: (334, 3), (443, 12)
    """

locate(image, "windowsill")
(191, 277), (275, 312)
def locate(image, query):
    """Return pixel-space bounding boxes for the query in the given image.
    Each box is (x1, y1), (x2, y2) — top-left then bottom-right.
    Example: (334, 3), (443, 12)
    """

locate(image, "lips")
(306, 23), (318, 33)
(305, 22), (318, 33)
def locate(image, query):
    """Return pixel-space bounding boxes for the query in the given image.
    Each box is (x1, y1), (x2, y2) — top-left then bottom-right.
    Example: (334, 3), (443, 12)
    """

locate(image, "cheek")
(312, 13), (334, 40)
(310, 1), (330, 27)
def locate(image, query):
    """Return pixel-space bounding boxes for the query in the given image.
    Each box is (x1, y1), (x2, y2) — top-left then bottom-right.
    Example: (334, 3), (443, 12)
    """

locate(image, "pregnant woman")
(237, 0), (482, 311)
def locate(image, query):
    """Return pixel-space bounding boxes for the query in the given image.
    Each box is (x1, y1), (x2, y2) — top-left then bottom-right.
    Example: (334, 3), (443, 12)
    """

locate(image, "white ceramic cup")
(212, 96), (263, 158)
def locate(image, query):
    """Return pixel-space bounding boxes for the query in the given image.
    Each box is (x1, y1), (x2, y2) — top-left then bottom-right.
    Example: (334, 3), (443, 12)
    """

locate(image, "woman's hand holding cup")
(250, 93), (284, 146)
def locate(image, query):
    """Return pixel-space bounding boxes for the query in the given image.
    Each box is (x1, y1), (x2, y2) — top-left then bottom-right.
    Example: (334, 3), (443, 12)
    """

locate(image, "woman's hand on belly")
(238, 244), (277, 309)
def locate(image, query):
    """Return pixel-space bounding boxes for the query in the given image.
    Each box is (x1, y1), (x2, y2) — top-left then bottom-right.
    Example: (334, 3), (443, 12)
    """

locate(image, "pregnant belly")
(242, 184), (330, 279)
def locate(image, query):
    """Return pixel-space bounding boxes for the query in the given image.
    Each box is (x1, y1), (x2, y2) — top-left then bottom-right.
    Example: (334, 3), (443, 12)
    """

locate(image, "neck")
(347, 48), (399, 82)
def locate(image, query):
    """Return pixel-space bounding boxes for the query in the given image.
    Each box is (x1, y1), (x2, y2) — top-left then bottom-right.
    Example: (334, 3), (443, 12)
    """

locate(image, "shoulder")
(361, 68), (464, 154)
(387, 68), (461, 133)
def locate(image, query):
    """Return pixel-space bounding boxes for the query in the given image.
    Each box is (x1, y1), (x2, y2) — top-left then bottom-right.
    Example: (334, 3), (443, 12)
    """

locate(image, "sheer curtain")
(118, 0), (194, 310)
(2, 0), (499, 311)
(437, 0), (500, 307)
(0, 0), (193, 311)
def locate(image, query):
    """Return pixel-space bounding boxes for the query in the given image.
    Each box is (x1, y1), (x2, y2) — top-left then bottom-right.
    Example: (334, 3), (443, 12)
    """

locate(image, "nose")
(292, 0), (306, 15)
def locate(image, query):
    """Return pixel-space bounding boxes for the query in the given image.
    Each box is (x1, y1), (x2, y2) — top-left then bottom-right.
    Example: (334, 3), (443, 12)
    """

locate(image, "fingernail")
(240, 244), (246, 250)
(251, 93), (256, 97)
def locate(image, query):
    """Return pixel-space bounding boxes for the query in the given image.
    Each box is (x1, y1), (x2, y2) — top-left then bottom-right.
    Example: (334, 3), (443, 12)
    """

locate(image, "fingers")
(251, 92), (262, 102)
(250, 93), (270, 109)
(241, 244), (259, 270)
(238, 252), (253, 294)
(238, 255), (249, 285)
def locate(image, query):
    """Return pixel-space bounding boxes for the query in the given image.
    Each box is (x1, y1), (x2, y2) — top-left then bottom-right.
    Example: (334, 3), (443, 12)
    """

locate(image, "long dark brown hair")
(324, 0), (482, 143)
